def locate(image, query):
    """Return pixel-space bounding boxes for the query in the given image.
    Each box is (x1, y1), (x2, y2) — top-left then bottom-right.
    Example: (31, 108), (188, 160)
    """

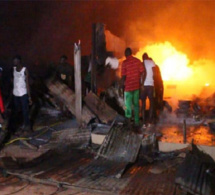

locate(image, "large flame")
(133, 41), (215, 108)
(135, 42), (192, 82)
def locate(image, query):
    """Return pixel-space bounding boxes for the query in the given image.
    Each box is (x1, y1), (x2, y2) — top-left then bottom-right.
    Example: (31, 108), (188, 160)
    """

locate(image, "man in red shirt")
(121, 48), (144, 127)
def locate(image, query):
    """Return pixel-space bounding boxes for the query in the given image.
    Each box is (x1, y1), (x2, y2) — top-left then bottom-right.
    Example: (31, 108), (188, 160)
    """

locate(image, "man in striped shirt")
(121, 48), (144, 127)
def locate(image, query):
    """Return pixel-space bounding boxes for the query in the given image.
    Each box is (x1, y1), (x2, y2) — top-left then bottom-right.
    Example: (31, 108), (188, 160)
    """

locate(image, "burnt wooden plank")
(84, 92), (117, 124)
(74, 41), (82, 124)
(46, 80), (95, 125)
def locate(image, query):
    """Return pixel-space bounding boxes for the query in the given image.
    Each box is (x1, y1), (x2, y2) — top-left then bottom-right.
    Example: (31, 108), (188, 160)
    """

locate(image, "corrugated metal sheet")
(75, 158), (128, 178)
(121, 165), (176, 195)
(96, 124), (142, 162)
(74, 123), (142, 178)
(2, 154), (177, 195)
(1, 123), (178, 194)
(175, 144), (215, 195)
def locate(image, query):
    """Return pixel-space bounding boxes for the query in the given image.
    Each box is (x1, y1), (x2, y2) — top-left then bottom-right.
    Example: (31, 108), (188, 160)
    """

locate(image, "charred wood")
(84, 92), (117, 124)
(46, 79), (95, 126)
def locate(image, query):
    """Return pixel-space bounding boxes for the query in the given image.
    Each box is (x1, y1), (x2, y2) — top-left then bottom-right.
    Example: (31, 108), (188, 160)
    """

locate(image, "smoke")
(135, 41), (215, 101)
(1, 1), (215, 61)
(1, 1), (215, 94)
(122, 1), (215, 61)
(116, 1), (215, 105)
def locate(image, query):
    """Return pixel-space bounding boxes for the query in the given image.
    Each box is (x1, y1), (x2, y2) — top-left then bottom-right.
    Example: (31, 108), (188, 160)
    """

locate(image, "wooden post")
(74, 41), (82, 125)
(91, 23), (97, 94)
(183, 119), (187, 143)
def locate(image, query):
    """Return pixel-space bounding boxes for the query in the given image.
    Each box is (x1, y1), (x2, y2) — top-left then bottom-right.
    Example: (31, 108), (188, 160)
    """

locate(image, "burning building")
(0, 1), (215, 195)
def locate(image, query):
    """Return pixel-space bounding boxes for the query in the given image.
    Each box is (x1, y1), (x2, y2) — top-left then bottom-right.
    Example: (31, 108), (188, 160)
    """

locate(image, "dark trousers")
(140, 86), (154, 124)
(14, 94), (30, 126)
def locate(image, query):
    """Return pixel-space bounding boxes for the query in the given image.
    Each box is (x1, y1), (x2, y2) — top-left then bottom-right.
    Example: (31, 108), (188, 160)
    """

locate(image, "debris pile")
(176, 100), (192, 118)
(84, 92), (117, 124)
(46, 79), (95, 126)
(175, 144), (215, 195)
(78, 123), (142, 178)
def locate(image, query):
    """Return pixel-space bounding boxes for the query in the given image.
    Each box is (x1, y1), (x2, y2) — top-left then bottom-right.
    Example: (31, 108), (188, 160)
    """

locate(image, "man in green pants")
(121, 48), (144, 128)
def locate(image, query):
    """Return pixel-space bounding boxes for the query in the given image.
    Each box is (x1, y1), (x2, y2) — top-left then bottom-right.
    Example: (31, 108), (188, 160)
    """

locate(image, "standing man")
(154, 64), (164, 122)
(84, 55), (92, 95)
(56, 55), (74, 90)
(141, 53), (156, 128)
(121, 48), (144, 128)
(12, 55), (32, 133)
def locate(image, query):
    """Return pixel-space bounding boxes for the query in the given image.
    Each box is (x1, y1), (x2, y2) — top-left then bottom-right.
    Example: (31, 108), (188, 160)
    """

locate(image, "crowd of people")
(0, 55), (74, 136)
(0, 47), (163, 136)
(121, 47), (163, 131)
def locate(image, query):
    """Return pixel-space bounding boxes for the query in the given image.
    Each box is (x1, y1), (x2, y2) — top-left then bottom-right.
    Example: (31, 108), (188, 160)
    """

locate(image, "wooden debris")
(46, 80), (95, 125)
(84, 92), (117, 124)
(149, 158), (183, 174)
(74, 41), (82, 124)
(51, 128), (90, 145)
(141, 134), (157, 154)
(20, 140), (38, 150)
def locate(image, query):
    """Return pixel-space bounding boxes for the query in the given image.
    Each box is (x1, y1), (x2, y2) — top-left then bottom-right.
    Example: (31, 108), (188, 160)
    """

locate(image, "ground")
(1, 106), (215, 195)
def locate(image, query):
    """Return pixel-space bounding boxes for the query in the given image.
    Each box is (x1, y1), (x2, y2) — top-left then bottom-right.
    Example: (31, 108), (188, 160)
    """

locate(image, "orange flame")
(133, 41), (215, 107)
(135, 42), (192, 81)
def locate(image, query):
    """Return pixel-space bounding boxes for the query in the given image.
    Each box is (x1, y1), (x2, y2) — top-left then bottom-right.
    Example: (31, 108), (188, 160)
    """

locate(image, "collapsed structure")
(0, 23), (215, 195)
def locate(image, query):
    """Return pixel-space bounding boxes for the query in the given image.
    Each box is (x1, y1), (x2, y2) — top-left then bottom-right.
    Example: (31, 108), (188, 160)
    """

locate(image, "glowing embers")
(135, 41), (192, 81)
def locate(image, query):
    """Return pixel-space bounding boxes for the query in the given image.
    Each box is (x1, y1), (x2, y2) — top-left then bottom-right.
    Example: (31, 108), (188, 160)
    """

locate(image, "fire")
(115, 39), (215, 105)
(135, 42), (192, 81)
(133, 41), (215, 105)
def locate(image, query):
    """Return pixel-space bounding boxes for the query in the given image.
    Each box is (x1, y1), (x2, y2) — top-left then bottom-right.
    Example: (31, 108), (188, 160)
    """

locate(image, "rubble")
(84, 92), (118, 124)
(83, 122), (143, 178)
(175, 144), (215, 195)
(46, 79), (96, 126)
(105, 86), (125, 115)
(1, 62), (215, 194)
(149, 158), (183, 174)
(1, 110), (215, 195)
(176, 100), (192, 118)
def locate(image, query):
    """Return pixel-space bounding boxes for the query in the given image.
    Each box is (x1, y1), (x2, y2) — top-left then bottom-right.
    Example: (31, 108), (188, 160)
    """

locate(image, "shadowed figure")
(140, 53), (155, 127)
(153, 64), (164, 122)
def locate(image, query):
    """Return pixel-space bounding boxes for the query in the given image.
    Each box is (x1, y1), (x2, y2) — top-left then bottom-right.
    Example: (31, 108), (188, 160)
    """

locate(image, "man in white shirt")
(12, 55), (32, 133)
(141, 53), (155, 128)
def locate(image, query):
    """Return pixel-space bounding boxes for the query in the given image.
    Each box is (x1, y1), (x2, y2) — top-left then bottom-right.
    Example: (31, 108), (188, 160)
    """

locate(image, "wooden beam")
(84, 92), (117, 124)
(91, 23), (97, 94)
(46, 80), (95, 126)
(74, 41), (82, 125)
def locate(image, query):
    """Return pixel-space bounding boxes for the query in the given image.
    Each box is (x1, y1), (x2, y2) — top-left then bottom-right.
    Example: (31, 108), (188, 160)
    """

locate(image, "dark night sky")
(0, 1), (130, 65)
(1, 1), (215, 69)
